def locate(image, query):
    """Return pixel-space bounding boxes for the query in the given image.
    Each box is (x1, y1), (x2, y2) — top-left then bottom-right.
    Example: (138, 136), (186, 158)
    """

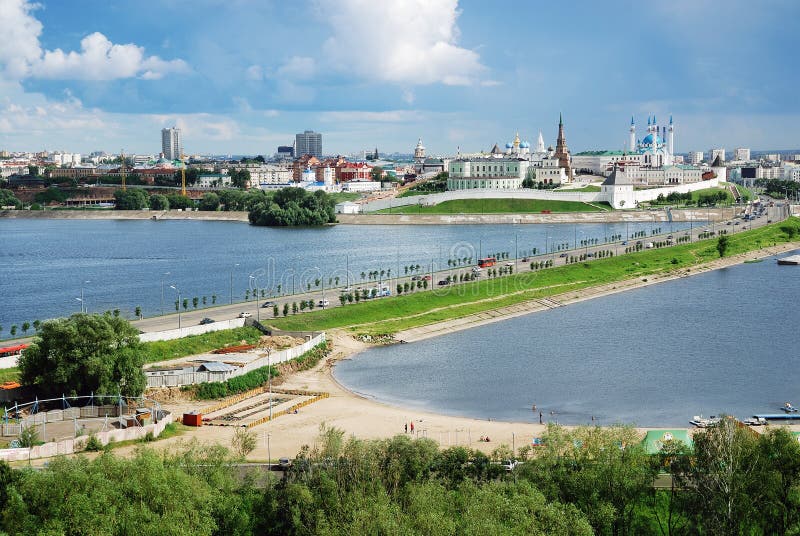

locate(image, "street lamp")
(79, 280), (90, 313)
(230, 263), (240, 305)
(249, 275), (260, 322)
(169, 285), (181, 330)
(160, 272), (170, 316)
(267, 346), (274, 420)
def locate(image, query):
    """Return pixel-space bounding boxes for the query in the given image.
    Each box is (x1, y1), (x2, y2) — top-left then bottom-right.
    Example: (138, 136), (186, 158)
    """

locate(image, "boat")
(780, 402), (798, 413)
(742, 417), (767, 426)
(777, 255), (800, 266)
(689, 415), (720, 428)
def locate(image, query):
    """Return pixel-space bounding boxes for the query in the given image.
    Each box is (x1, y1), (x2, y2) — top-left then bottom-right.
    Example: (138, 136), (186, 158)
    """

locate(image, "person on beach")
(539, 411), (543, 424)
(410, 421), (414, 433)
(404, 423), (408, 433)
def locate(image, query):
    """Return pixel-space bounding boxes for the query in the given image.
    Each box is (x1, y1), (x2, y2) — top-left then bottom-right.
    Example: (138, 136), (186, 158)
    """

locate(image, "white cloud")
(277, 56), (316, 80)
(319, 110), (423, 123)
(245, 64), (264, 81)
(0, 0), (188, 80)
(401, 89), (415, 105)
(316, 0), (485, 86)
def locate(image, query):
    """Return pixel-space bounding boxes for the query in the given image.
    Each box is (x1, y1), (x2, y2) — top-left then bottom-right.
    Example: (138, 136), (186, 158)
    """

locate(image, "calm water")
(335, 251), (800, 427)
(0, 218), (695, 330)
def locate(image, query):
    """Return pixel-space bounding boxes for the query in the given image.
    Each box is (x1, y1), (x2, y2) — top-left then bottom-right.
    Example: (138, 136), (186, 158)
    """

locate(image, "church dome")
(520, 141), (530, 148)
(505, 142), (513, 149)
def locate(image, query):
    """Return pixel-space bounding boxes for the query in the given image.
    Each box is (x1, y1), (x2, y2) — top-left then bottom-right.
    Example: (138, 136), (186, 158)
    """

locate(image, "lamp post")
(267, 346), (273, 420)
(230, 263), (240, 305)
(80, 280), (90, 313)
(169, 285), (181, 330)
(249, 275), (260, 322)
(160, 272), (170, 316)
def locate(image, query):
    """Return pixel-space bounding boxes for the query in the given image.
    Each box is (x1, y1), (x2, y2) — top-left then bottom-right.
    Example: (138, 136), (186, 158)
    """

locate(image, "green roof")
(642, 430), (693, 455)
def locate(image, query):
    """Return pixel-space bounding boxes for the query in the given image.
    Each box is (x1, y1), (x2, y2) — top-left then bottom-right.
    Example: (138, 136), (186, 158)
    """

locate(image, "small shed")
(183, 411), (203, 427)
(335, 201), (361, 214)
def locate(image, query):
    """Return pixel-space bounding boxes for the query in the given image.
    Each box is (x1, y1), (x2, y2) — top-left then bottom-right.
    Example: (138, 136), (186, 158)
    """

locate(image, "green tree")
(198, 192), (220, 211)
(231, 427), (257, 459)
(134, 306), (142, 319)
(32, 320), (41, 331)
(192, 297), (199, 309)
(283, 303), (289, 317)
(273, 304), (279, 317)
(21, 322), (30, 335)
(17, 313), (146, 397)
(113, 188), (149, 210)
(716, 235), (729, 258)
(0, 189), (22, 208)
(149, 193), (169, 210)
(10, 325), (17, 337)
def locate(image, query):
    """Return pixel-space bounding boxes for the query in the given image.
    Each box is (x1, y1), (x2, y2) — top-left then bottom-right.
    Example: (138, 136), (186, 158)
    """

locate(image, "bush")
(84, 434), (103, 452)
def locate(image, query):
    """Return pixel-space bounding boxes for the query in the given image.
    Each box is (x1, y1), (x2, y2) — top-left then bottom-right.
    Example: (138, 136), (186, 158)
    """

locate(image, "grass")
(690, 187), (735, 204)
(560, 185), (601, 192)
(101, 422), (188, 451)
(373, 198), (610, 214)
(0, 367), (20, 383)
(328, 192), (361, 204)
(265, 218), (800, 335)
(141, 326), (264, 364)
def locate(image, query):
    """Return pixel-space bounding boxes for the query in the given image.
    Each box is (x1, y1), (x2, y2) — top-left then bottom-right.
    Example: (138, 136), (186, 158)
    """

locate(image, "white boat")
(743, 417), (767, 426)
(780, 402), (798, 413)
(690, 415), (720, 428)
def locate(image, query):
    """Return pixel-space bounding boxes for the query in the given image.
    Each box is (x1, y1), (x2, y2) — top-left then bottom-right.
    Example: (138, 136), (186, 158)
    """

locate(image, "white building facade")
(161, 127), (182, 161)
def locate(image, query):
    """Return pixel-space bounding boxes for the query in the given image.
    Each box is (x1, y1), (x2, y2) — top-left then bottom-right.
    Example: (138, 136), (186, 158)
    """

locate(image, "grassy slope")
(328, 192), (361, 204)
(374, 198), (609, 214)
(141, 326), (264, 363)
(266, 218), (800, 335)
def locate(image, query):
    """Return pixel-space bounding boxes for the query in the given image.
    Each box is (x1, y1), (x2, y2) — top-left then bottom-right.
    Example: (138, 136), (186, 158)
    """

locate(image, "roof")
(198, 361), (236, 372)
(574, 150), (626, 156)
(711, 155), (724, 167)
(642, 430), (693, 454)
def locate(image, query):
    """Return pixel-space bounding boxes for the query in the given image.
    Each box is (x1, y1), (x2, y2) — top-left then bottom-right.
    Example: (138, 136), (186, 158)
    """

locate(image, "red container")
(183, 412), (203, 427)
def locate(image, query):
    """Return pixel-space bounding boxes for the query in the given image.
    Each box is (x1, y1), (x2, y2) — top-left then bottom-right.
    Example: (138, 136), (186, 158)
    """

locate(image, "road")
(123, 202), (788, 335)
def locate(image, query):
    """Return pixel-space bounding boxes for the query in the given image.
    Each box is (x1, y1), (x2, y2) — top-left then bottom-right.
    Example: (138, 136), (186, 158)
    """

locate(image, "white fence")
(0, 413), (173, 462)
(145, 331), (326, 388)
(139, 318), (246, 343)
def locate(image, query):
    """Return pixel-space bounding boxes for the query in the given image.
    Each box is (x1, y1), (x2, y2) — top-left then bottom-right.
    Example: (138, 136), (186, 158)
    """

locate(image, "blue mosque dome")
(640, 133), (662, 146)
(505, 142), (513, 149)
(520, 141), (530, 148)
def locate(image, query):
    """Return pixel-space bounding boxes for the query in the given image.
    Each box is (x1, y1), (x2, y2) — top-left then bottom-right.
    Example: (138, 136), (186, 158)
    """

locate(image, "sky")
(0, 0), (798, 156)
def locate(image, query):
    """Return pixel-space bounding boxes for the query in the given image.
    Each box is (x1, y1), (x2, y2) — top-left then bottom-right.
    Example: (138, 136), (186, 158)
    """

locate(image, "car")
(645, 242), (654, 249)
(437, 280), (450, 286)
(261, 301), (276, 308)
(559, 253), (568, 258)
(318, 299), (330, 308)
(734, 221), (740, 225)
(238, 312), (252, 318)
(500, 459), (519, 472)
(667, 235), (673, 239)
(505, 262), (514, 267)
(621, 241), (628, 245)
(726, 221), (732, 225)
(411, 276), (421, 281)
(636, 240), (642, 246)
(767, 219), (773, 223)
(521, 257), (530, 262)
(278, 457), (291, 469)
(472, 266), (482, 273)
(340, 286), (353, 292)
(199, 317), (215, 325)
(587, 252), (595, 257)
(422, 275), (432, 281)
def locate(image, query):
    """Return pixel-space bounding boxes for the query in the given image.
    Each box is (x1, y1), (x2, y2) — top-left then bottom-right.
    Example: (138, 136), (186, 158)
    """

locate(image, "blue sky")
(0, 0), (797, 156)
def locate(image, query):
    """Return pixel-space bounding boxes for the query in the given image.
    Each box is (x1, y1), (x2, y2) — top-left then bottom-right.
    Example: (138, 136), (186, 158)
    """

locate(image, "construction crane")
(120, 149), (126, 191)
(180, 151), (187, 196)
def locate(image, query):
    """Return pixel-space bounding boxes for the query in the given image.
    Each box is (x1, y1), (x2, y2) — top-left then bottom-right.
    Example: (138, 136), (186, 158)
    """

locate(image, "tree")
(113, 189), (149, 210)
(32, 320), (41, 331)
(0, 189), (22, 208)
(192, 297), (199, 309)
(521, 176), (536, 189)
(212, 294), (217, 304)
(10, 325), (17, 337)
(166, 194), (194, 210)
(21, 322), (30, 335)
(134, 306), (142, 319)
(273, 305), (279, 317)
(283, 303), (289, 317)
(17, 313), (146, 397)
(182, 299), (188, 310)
(198, 192), (220, 211)
(231, 427), (257, 459)
(149, 194), (169, 210)
(18, 425), (39, 448)
(716, 235), (729, 258)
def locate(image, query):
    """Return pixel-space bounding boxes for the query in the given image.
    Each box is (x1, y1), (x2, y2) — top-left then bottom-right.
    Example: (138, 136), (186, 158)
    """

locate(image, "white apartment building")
(689, 151), (704, 165)
(710, 148), (725, 163)
(161, 127), (183, 160)
(734, 147), (751, 161)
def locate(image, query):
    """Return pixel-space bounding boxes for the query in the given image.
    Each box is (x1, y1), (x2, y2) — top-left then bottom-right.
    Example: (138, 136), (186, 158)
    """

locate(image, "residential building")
(295, 130), (322, 158)
(161, 127), (183, 161)
(276, 145), (294, 159)
(734, 147), (751, 161)
(689, 151), (704, 165)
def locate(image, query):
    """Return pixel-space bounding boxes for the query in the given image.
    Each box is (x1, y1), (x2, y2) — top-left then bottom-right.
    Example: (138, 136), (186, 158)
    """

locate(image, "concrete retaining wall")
(0, 413), (173, 462)
(139, 318), (246, 342)
(362, 189), (602, 212)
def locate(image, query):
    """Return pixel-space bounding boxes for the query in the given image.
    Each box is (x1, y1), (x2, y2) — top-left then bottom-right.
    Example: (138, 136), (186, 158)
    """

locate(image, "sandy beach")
(113, 239), (800, 461)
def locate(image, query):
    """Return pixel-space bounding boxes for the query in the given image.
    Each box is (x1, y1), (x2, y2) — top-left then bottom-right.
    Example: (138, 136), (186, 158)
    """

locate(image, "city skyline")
(0, 0), (798, 155)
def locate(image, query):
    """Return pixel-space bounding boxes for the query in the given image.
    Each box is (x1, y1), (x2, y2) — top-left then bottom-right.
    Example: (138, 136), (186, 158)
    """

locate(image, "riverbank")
(2, 206), (743, 224)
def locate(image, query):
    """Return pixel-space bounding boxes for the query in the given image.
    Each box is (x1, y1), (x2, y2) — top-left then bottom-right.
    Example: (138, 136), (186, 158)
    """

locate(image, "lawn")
(328, 192), (361, 204)
(373, 198), (610, 214)
(0, 367), (19, 383)
(266, 218), (800, 335)
(560, 185), (601, 192)
(141, 326), (264, 363)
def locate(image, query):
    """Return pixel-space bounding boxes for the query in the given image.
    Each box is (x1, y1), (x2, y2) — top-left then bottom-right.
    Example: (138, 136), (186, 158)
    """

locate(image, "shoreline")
(2, 206), (740, 224)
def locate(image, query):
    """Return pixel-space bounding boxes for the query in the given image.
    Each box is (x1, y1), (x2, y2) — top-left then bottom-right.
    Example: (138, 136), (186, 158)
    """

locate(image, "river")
(334, 250), (800, 427)
(0, 218), (696, 330)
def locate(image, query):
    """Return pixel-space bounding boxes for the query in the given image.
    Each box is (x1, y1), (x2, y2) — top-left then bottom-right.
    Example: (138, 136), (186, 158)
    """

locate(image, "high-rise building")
(161, 127), (183, 161)
(733, 148), (750, 161)
(710, 148), (725, 163)
(689, 151), (704, 165)
(295, 130), (322, 158)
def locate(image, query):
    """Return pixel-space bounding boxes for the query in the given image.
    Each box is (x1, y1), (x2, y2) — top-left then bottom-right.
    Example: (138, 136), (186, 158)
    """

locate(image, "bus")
(478, 257), (497, 268)
(0, 343), (28, 359)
